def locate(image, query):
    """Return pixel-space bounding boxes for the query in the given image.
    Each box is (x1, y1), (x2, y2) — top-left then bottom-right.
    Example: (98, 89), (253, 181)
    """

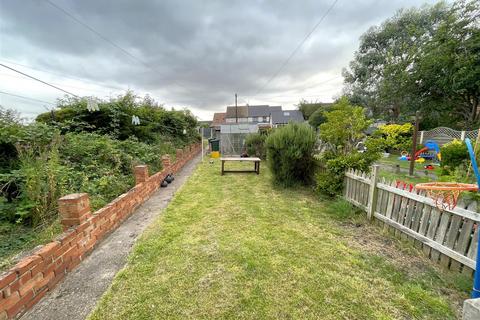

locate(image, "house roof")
(226, 106), (248, 118)
(211, 112), (226, 127)
(271, 110), (304, 124)
(247, 105), (282, 117)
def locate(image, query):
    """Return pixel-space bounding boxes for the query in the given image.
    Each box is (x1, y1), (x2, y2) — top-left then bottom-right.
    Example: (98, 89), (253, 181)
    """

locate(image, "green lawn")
(377, 155), (442, 184)
(89, 160), (469, 320)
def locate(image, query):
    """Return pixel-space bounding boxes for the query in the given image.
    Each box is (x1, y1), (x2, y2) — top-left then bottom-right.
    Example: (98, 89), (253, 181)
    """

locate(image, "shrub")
(265, 123), (316, 187)
(245, 133), (267, 159)
(374, 123), (413, 153)
(315, 151), (379, 196)
(440, 139), (468, 172)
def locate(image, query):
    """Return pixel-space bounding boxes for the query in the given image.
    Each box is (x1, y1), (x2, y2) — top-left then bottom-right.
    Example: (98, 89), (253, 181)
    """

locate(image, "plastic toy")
(398, 151), (409, 161)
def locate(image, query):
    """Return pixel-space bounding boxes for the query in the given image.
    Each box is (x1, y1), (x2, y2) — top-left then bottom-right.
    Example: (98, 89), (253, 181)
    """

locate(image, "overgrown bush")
(315, 150), (380, 196)
(265, 123), (316, 187)
(245, 133), (267, 159)
(36, 92), (200, 145)
(440, 139), (469, 173)
(0, 94), (194, 227)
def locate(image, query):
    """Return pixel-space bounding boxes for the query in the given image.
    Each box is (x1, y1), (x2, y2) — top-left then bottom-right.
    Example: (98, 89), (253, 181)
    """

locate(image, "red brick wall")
(0, 143), (201, 319)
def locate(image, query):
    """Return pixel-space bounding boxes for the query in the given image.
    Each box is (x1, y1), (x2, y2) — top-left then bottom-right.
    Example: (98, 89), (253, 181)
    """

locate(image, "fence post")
(419, 131), (424, 144)
(461, 131), (466, 141)
(367, 165), (379, 220)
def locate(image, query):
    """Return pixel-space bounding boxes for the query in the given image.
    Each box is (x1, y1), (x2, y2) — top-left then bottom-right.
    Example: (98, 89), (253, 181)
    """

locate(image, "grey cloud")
(0, 0), (446, 118)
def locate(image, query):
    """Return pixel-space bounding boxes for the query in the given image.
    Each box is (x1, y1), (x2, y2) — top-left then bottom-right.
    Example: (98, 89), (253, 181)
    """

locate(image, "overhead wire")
(0, 72), (115, 95)
(254, 0), (340, 97)
(42, 0), (189, 91)
(0, 91), (56, 106)
(0, 59), (125, 92)
(0, 63), (80, 98)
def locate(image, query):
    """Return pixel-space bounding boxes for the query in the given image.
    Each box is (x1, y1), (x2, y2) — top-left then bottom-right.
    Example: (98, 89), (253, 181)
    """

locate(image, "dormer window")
(284, 112), (290, 116)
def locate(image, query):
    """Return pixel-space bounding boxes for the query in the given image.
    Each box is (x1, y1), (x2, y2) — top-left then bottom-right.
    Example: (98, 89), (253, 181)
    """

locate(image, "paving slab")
(21, 155), (201, 320)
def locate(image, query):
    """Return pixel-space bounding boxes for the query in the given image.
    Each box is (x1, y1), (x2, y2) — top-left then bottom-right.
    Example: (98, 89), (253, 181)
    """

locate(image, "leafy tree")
(308, 105), (332, 128)
(297, 100), (333, 120)
(342, 3), (449, 122)
(319, 97), (372, 154)
(413, 0), (480, 127)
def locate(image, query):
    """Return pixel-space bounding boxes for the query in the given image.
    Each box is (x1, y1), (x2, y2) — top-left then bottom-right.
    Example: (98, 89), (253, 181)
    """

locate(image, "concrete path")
(21, 155), (201, 320)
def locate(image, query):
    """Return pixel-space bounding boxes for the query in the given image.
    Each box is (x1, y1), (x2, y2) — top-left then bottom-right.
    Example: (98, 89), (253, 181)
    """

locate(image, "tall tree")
(343, 3), (449, 121)
(413, 0), (480, 127)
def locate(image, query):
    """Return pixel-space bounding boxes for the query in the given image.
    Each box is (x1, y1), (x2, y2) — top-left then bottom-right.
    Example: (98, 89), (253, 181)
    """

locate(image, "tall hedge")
(265, 123), (316, 187)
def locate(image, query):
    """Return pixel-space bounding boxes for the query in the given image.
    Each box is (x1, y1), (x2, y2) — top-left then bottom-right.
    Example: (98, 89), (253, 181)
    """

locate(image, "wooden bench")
(220, 157), (261, 175)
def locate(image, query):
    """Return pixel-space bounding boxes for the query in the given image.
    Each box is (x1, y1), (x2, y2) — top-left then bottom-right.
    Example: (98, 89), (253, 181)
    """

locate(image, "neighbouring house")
(270, 110), (304, 127)
(225, 105), (249, 123)
(210, 112), (226, 136)
(212, 104), (305, 155)
(224, 105), (283, 125)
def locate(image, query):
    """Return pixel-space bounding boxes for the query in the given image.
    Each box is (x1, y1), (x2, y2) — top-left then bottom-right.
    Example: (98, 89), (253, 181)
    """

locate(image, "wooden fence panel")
(343, 168), (479, 273)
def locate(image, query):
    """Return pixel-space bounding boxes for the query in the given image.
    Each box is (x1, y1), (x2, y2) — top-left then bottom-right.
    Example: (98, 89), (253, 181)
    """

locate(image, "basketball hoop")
(415, 182), (478, 210)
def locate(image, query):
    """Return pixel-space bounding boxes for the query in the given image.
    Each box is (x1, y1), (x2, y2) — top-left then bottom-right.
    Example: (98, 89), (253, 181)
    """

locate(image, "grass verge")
(88, 160), (469, 319)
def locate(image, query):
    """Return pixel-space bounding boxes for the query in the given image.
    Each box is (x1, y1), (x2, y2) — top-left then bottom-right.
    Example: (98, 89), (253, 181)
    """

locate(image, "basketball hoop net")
(415, 182), (478, 210)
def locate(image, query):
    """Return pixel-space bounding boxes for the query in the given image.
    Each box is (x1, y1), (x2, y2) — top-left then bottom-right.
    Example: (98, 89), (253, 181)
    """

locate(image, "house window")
(257, 116), (263, 122)
(283, 112), (290, 116)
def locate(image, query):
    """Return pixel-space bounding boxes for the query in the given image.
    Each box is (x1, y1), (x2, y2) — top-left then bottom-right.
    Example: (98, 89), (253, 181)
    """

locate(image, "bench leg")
(221, 160), (224, 175)
(256, 161), (260, 174)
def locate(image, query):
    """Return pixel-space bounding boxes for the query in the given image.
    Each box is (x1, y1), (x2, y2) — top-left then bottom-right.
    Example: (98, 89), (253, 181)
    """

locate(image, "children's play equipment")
(414, 140), (441, 162)
(398, 140), (441, 162)
(416, 138), (480, 298)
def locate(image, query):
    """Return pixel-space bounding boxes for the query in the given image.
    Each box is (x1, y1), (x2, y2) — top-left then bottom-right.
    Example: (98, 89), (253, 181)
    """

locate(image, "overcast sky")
(0, 0), (443, 120)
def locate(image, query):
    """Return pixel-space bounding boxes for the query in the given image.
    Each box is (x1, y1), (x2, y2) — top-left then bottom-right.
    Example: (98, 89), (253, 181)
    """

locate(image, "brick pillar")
(176, 149), (183, 160)
(134, 165), (149, 184)
(161, 155), (171, 168)
(58, 193), (91, 230)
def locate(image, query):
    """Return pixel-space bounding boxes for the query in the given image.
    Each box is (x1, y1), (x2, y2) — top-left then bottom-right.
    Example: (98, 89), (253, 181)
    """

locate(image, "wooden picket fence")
(344, 166), (480, 274)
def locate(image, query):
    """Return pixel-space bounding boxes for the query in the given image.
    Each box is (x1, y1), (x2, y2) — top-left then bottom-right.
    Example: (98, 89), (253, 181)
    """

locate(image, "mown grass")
(89, 160), (468, 320)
